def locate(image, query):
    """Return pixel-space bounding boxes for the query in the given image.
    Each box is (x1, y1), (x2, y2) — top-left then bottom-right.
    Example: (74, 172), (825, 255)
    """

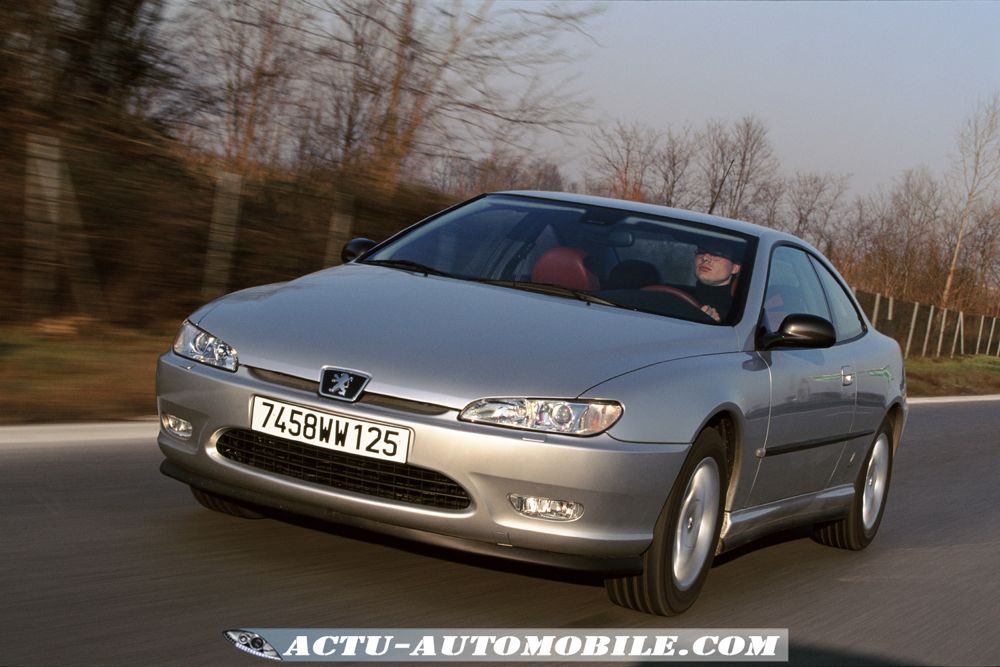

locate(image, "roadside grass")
(0, 323), (172, 424)
(2, 323), (1000, 424)
(903, 354), (1000, 397)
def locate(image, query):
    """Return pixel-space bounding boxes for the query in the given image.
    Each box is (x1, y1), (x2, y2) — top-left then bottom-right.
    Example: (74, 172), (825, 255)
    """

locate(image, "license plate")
(250, 396), (411, 463)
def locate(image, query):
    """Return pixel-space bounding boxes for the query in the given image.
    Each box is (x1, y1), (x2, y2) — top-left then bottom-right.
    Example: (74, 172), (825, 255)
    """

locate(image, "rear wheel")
(605, 427), (727, 615)
(812, 422), (893, 550)
(190, 486), (265, 519)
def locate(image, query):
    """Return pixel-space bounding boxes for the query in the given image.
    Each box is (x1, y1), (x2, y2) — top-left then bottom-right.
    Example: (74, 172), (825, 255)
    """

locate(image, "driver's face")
(696, 252), (740, 286)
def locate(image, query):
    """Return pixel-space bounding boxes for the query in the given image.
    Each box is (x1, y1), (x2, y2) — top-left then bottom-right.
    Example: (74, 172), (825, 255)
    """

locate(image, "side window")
(809, 255), (865, 341)
(763, 246), (831, 331)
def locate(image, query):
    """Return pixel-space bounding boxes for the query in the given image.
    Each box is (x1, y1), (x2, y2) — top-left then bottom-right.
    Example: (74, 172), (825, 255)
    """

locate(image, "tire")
(605, 427), (727, 615)
(812, 422), (893, 550)
(190, 486), (265, 519)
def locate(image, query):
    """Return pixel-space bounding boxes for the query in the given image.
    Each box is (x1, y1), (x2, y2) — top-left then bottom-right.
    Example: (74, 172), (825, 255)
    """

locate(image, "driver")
(692, 241), (741, 322)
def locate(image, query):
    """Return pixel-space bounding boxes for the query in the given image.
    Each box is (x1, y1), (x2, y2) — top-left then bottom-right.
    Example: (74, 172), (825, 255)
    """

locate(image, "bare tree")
(0, 3), (58, 132)
(653, 127), (698, 208)
(695, 116), (779, 220)
(584, 116), (780, 217)
(724, 115), (778, 219)
(434, 148), (566, 195)
(306, 0), (599, 190)
(967, 205), (1000, 301)
(585, 120), (660, 200)
(2, 0), (182, 323)
(840, 169), (946, 301)
(1, 0), (178, 126)
(830, 194), (879, 287)
(751, 174), (785, 232)
(698, 119), (733, 215)
(941, 93), (1000, 309)
(885, 168), (947, 301)
(177, 0), (314, 171)
(784, 171), (849, 251)
(522, 158), (566, 192)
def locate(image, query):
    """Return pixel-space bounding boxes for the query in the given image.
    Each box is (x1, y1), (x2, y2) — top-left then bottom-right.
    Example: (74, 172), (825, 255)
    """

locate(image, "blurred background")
(2, 0), (1000, 422)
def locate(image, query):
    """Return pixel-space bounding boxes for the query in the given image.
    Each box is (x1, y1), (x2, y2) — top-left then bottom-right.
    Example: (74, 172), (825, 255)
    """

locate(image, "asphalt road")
(1, 401), (998, 666)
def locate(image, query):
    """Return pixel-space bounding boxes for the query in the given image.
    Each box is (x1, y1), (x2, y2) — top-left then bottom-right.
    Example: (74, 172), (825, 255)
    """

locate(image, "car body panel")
(157, 354), (688, 563)
(581, 351), (770, 512)
(194, 264), (740, 409)
(746, 345), (858, 506)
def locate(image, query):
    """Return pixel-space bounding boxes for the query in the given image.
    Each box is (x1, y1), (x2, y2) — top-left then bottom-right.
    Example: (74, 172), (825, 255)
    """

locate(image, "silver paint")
(157, 191), (906, 571)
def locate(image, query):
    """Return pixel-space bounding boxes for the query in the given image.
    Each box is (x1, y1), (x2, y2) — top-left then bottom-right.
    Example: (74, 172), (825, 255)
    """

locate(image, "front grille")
(247, 366), (450, 415)
(217, 429), (471, 510)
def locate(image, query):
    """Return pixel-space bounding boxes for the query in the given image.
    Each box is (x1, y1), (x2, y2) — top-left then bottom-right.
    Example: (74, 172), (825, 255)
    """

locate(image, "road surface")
(1, 400), (997, 665)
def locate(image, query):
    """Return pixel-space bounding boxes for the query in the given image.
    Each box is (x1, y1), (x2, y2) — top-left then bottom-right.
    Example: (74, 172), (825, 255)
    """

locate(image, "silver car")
(157, 192), (906, 615)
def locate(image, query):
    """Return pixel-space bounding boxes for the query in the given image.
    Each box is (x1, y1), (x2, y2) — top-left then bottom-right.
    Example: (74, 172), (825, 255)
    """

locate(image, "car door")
(807, 253), (889, 490)
(747, 245), (858, 506)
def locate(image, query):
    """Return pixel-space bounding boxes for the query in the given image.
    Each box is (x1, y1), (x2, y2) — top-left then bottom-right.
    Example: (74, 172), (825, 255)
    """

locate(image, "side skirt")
(718, 484), (854, 553)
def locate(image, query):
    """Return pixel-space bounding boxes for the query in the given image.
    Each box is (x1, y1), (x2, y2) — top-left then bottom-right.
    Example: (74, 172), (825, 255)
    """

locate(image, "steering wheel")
(641, 285), (716, 321)
(642, 285), (703, 308)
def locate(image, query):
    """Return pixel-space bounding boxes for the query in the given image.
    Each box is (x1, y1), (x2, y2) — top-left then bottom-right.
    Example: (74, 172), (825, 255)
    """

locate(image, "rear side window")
(809, 255), (865, 341)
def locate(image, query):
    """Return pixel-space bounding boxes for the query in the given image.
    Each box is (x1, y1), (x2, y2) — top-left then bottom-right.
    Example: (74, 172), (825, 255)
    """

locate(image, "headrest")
(530, 247), (599, 292)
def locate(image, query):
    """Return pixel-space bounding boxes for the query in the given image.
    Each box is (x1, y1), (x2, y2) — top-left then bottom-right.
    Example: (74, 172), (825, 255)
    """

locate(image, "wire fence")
(853, 291), (1000, 358)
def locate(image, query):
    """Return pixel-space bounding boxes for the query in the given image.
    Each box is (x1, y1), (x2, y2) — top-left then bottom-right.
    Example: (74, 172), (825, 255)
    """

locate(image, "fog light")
(509, 494), (583, 521)
(161, 413), (192, 439)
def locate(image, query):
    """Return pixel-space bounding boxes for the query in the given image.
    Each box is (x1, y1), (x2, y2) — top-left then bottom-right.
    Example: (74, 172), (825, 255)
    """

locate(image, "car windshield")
(362, 194), (755, 324)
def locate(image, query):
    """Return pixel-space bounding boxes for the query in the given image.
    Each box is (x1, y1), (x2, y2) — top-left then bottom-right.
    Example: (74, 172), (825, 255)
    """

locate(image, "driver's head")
(695, 242), (741, 287)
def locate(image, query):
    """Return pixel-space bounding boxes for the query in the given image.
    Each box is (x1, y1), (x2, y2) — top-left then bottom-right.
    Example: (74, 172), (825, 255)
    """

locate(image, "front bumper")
(156, 352), (690, 574)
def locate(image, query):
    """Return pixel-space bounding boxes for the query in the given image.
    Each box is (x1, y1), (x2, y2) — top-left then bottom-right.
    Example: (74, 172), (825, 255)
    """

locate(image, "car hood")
(196, 264), (740, 409)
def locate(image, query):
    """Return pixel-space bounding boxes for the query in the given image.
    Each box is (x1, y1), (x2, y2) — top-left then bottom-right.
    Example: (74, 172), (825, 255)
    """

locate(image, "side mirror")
(758, 313), (836, 350)
(341, 237), (377, 264)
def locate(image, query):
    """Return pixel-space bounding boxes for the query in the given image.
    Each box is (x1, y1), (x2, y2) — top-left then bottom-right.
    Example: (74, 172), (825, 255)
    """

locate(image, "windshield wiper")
(475, 278), (620, 307)
(363, 259), (453, 277)
(362, 264), (621, 308)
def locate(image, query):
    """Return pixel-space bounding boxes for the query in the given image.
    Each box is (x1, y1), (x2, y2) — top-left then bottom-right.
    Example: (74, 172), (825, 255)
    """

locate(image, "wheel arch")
(701, 409), (740, 500)
(886, 400), (906, 455)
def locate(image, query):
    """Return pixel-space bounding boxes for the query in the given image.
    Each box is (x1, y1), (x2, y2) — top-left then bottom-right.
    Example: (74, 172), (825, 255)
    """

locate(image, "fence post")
(988, 317), (997, 356)
(871, 293), (881, 326)
(23, 134), (106, 319)
(921, 304), (935, 357)
(888, 296), (894, 321)
(201, 171), (243, 302)
(56, 158), (107, 319)
(23, 135), (61, 319)
(976, 315), (985, 355)
(323, 190), (355, 267)
(904, 302), (919, 358)
(950, 312), (963, 357)
(960, 312), (966, 356)
(936, 308), (948, 357)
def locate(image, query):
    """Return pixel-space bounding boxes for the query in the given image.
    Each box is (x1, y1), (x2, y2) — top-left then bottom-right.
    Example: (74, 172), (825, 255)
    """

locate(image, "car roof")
(497, 190), (807, 249)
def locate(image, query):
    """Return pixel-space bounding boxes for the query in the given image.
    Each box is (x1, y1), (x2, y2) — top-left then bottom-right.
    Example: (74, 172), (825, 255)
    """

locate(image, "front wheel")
(605, 427), (727, 615)
(812, 422), (893, 550)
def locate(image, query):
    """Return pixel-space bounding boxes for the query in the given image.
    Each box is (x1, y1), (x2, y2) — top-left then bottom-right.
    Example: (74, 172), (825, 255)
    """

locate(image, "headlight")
(172, 320), (238, 372)
(459, 398), (622, 436)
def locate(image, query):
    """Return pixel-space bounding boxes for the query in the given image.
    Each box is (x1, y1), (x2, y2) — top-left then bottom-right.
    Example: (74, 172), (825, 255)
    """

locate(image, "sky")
(547, 0), (1000, 196)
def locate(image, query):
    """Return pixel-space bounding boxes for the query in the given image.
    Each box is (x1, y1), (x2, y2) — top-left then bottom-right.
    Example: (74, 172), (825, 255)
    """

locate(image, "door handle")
(841, 366), (855, 386)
